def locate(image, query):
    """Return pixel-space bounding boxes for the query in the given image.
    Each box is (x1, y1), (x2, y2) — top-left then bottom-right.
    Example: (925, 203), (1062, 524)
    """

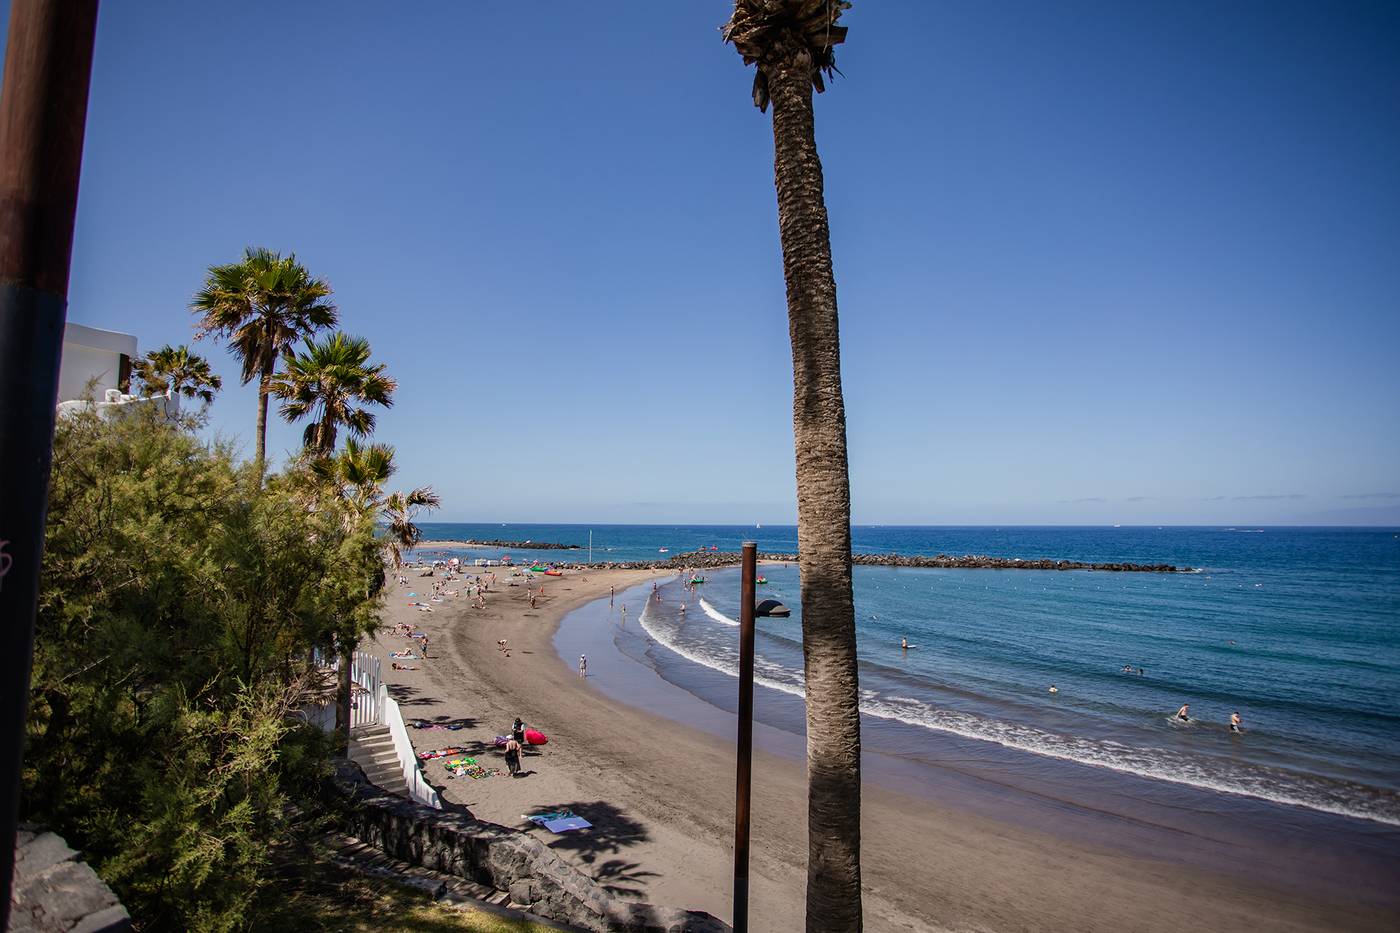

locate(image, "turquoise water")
(416, 524), (1400, 826)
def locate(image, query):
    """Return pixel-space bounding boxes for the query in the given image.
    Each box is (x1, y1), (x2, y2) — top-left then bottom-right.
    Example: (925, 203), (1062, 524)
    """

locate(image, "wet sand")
(370, 566), (1396, 932)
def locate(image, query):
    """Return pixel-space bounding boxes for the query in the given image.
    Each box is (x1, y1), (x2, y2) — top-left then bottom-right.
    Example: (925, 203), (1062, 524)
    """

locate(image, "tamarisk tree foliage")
(25, 405), (385, 929)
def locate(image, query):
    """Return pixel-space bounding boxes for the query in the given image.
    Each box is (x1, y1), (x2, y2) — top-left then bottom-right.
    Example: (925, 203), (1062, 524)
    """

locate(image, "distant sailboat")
(756, 523), (761, 529)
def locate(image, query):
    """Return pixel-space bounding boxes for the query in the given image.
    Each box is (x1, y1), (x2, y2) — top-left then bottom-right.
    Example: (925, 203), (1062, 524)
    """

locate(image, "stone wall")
(8, 826), (129, 932)
(326, 760), (727, 932)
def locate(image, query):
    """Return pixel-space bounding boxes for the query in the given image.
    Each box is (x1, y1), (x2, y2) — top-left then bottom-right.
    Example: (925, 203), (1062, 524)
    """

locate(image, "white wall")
(57, 322), (138, 402)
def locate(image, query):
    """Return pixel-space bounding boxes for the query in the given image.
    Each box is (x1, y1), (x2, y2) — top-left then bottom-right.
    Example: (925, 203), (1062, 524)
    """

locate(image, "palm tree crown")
(310, 439), (439, 566)
(131, 344), (223, 405)
(723, 0), (848, 112)
(191, 247), (338, 472)
(271, 331), (396, 455)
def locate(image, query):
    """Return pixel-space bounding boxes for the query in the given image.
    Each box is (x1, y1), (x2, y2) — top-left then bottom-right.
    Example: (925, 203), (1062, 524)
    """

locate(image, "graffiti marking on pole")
(0, 539), (11, 592)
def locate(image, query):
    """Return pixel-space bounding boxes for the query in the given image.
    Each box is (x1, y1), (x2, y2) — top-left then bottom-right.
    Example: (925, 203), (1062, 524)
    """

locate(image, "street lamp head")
(755, 598), (790, 618)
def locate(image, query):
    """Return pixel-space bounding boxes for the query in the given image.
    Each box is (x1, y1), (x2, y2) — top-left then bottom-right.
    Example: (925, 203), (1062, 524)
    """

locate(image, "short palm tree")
(272, 332), (396, 455)
(381, 489), (441, 569)
(131, 343), (223, 405)
(311, 439), (439, 748)
(724, 3), (862, 931)
(192, 247), (338, 475)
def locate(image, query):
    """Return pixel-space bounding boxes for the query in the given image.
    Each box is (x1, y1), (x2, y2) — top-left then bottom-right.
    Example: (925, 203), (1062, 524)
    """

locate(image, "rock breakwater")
(561, 549), (1186, 573)
(421, 539), (582, 551)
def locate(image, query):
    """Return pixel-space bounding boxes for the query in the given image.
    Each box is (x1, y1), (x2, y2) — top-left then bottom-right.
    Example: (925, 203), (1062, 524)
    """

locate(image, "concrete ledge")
(326, 760), (727, 932)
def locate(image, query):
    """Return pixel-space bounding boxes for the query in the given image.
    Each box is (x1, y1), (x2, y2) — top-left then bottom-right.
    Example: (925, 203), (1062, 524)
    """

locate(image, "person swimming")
(1176, 703), (1190, 722)
(1048, 685), (1059, 694)
(1230, 711), (1242, 733)
(901, 637), (908, 650)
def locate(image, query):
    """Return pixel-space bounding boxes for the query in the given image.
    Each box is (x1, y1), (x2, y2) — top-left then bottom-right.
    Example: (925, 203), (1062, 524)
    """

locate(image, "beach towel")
(543, 816), (591, 832)
(524, 810), (592, 833)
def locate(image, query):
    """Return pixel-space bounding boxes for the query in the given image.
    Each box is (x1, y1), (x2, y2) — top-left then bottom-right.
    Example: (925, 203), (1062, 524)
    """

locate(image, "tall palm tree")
(191, 247), (338, 476)
(311, 439), (439, 748)
(724, 3), (861, 930)
(271, 331), (396, 455)
(131, 343), (223, 406)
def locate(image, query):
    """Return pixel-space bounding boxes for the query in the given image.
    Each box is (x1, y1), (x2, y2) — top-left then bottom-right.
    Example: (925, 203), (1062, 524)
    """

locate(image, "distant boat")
(659, 548), (669, 553)
(756, 523), (762, 529)
(756, 576), (768, 585)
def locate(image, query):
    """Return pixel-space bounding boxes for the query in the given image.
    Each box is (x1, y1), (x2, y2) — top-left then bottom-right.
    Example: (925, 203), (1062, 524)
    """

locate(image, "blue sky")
(9, 1), (1398, 524)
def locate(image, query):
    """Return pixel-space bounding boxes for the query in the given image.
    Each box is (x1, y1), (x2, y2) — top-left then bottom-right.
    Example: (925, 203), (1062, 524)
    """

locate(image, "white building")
(55, 322), (177, 419)
(57, 322), (137, 402)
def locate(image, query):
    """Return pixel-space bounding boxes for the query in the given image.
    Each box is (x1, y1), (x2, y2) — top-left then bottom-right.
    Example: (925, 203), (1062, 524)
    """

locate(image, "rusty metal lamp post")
(0, 1), (100, 924)
(733, 540), (787, 933)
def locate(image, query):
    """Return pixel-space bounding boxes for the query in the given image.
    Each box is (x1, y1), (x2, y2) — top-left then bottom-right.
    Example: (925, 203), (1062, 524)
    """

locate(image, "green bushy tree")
(24, 404), (384, 930)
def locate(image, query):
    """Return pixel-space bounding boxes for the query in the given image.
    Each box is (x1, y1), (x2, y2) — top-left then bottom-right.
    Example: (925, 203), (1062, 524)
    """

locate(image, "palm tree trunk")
(766, 45), (862, 932)
(336, 643), (353, 758)
(255, 357), (272, 478)
(319, 415), (336, 454)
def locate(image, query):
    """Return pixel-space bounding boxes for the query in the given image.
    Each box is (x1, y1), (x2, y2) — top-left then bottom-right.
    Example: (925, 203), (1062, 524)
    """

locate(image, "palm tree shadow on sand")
(526, 801), (659, 897)
(386, 683), (442, 708)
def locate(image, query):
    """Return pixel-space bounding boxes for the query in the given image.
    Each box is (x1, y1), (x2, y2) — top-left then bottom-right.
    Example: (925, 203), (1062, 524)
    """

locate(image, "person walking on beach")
(504, 735), (522, 777)
(512, 717), (526, 746)
(578, 654), (587, 677)
(610, 585), (615, 606)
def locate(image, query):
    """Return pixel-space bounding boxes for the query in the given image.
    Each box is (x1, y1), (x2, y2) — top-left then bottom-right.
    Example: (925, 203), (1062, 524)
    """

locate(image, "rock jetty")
(562, 549), (1186, 573)
(424, 539), (582, 551)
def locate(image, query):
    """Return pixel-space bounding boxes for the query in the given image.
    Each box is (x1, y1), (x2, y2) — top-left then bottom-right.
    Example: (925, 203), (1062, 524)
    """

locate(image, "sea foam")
(637, 599), (1400, 827)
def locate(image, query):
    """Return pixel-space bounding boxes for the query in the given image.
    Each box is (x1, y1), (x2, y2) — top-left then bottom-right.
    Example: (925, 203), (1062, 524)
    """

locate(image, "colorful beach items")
(418, 746), (469, 761)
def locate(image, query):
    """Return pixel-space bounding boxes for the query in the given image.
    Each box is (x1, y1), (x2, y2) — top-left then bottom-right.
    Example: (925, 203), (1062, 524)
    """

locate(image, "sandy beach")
(369, 566), (1395, 932)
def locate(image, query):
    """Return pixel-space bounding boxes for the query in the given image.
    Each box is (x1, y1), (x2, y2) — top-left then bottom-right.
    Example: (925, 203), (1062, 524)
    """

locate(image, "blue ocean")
(415, 524), (1400, 829)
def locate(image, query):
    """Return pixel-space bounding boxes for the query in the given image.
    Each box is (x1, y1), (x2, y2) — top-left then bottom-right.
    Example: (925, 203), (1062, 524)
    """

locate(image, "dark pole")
(0, 0), (100, 924)
(733, 541), (757, 932)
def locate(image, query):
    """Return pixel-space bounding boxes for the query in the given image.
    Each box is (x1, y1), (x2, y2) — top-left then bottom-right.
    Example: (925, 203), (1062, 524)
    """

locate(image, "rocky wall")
(325, 760), (726, 933)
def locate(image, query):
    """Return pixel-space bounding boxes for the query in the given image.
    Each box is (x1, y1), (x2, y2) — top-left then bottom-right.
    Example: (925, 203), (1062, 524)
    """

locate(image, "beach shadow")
(531, 800), (656, 893)
(406, 715), (480, 731)
(592, 858), (659, 897)
(386, 684), (441, 708)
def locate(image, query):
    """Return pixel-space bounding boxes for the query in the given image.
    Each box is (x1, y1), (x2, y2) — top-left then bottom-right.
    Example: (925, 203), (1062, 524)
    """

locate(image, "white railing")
(350, 650), (382, 728)
(379, 683), (443, 809)
(298, 649), (440, 808)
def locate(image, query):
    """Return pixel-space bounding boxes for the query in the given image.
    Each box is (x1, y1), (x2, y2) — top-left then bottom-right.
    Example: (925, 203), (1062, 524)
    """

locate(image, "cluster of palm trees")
(131, 247), (400, 479)
(131, 246), (440, 596)
(180, 245), (440, 551)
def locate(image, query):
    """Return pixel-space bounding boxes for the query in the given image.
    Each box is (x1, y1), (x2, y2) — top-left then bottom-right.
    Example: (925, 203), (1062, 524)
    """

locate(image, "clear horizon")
(12, 0), (1397, 526)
